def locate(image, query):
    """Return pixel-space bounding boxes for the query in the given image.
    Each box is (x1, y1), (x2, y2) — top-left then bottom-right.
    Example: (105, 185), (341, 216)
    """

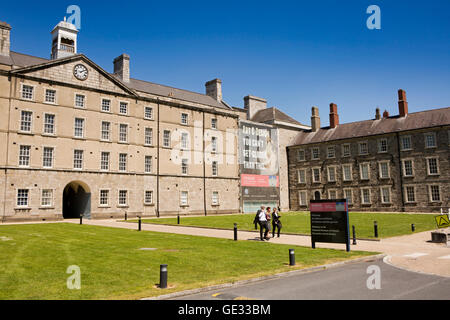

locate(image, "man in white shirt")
(257, 206), (270, 241)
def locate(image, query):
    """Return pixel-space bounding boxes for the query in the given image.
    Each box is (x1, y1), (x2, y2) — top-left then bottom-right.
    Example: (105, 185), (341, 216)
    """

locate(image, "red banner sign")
(241, 174), (279, 187)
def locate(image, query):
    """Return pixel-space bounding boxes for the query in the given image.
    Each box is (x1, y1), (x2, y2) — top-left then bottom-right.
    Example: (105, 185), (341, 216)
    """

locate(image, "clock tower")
(50, 17), (78, 60)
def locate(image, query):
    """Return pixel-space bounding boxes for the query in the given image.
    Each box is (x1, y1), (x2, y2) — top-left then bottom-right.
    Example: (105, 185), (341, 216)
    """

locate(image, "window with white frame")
(212, 161), (218, 176)
(119, 153), (127, 172)
(181, 113), (188, 125)
(297, 169), (306, 184)
(20, 111), (32, 132)
(73, 150), (83, 169)
(402, 159), (414, 177)
(342, 144), (351, 157)
(119, 102), (128, 115)
(211, 136), (217, 153)
(342, 164), (352, 181)
(101, 121), (110, 141)
(181, 159), (188, 175)
(405, 186), (416, 203)
(359, 141), (368, 155)
(99, 190), (109, 206)
(163, 130), (171, 147)
(212, 191), (219, 205)
(327, 166), (336, 182)
(327, 146), (335, 159)
(19, 145), (31, 167)
(311, 147), (320, 160)
(145, 127), (153, 146)
(180, 191), (188, 206)
(21, 85), (34, 100)
(343, 189), (353, 205)
(75, 94), (85, 108)
(74, 118), (84, 138)
(425, 132), (437, 148)
(378, 138), (388, 153)
(298, 191), (307, 206)
(101, 99), (111, 112)
(42, 147), (54, 168)
(101, 152), (110, 171)
(119, 124), (128, 143)
(312, 167), (321, 183)
(41, 189), (53, 207)
(379, 161), (390, 179)
(43, 114), (55, 135)
(360, 163), (370, 180)
(45, 89), (56, 103)
(211, 118), (217, 129)
(427, 158), (439, 175)
(429, 185), (441, 202)
(380, 187), (391, 204)
(328, 189), (337, 200)
(297, 150), (305, 161)
(17, 189), (29, 207)
(145, 156), (152, 173)
(144, 106), (153, 120)
(118, 190), (128, 206)
(361, 188), (371, 204)
(400, 135), (412, 151)
(181, 132), (189, 150)
(144, 190), (153, 205)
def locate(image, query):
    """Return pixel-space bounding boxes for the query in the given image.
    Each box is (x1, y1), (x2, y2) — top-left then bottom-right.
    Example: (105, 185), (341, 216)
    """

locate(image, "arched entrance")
(63, 181), (91, 219)
(314, 191), (321, 200)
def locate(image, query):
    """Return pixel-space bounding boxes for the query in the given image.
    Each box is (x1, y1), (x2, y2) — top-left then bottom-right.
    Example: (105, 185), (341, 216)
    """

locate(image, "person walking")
(256, 206), (270, 241)
(272, 207), (282, 238)
(253, 206), (265, 230)
(266, 207), (272, 236)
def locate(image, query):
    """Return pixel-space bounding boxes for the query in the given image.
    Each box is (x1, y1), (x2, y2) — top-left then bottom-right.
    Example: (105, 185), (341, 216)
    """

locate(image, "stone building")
(287, 91), (450, 212)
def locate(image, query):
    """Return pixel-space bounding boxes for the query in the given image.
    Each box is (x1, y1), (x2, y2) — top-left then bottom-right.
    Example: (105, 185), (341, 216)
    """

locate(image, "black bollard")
(411, 224), (415, 232)
(352, 225), (357, 245)
(374, 221), (378, 238)
(160, 264), (168, 289)
(80, 214), (83, 225)
(289, 249), (295, 266)
(234, 223), (238, 241)
(138, 216), (141, 231)
(125, 212), (127, 221)
(177, 214), (180, 225)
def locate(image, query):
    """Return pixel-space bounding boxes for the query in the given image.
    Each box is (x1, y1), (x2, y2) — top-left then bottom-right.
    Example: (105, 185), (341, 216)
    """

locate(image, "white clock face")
(73, 64), (88, 81)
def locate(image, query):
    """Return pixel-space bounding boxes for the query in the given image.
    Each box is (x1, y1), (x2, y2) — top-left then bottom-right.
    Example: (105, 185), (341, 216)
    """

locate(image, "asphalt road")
(172, 258), (450, 300)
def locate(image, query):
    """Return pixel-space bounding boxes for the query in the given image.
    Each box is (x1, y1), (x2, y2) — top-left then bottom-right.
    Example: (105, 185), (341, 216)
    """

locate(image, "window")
(45, 89), (56, 103)
(298, 191), (307, 206)
(405, 186), (416, 203)
(163, 130), (171, 147)
(181, 159), (188, 175)
(42, 147), (54, 168)
(101, 152), (110, 171)
(343, 189), (353, 205)
(328, 189), (337, 200)
(145, 191), (153, 205)
(400, 136), (412, 151)
(425, 133), (436, 148)
(327, 146), (335, 159)
(119, 102), (128, 115)
(211, 136), (218, 153)
(360, 163), (370, 180)
(342, 144), (351, 157)
(100, 190), (109, 206)
(427, 158), (439, 175)
(361, 188), (371, 204)
(181, 132), (189, 150)
(211, 118), (217, 129)
(180, 191), (188, 206)
(119, 153), (127, 172)
(297, 169), (306, 184)
(402, 160), (414, 177)
(327, 166), (336, 182)
(75, 94), (85, 108)
(342, 164), (352, 181)
(21, 85), (34, 100)
(74, 118), (84, 138)
(118, 190), (128, 206)
(145, 156), (152, 173)
(381, 187), (391, 204)
(311, 147), (320, 160)
(429, 185), (441, 202)
(378, 139), (388, 153)
(73, 150), (83, 169)
(181, 113), (188, 125)
(101, 99), (111, 112)
(43, 114), (55, 135)
(41, 189), (53, 207)
(297, 150), (305, 161)
(17, 189), (29, 207)
(210, 161), (218, 176)
(359, 142), (368, 155)
(119, 124), (128, 143)
(19, 145), (31, 167)
(20, 111), (32, 132)
(212, 191), (219, 205)
(101, 121), (110, 141)
(145, 128), (153, 146)
(144, 106), (153, 120)
(379, 162), (390, 179)
(312, 168), (321, 183)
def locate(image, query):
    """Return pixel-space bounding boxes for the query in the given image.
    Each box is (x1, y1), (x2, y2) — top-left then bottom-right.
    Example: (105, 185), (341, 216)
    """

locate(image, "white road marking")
(403, 253), (429, 259)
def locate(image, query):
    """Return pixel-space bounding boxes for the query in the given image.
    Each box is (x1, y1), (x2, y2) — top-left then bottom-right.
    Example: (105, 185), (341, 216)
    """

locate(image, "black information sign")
(310, 199), (350, 252)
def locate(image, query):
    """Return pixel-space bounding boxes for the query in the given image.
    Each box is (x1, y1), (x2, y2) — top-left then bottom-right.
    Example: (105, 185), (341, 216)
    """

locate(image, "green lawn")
(136, 212), (438, 239)
(0, 223), (373, 300)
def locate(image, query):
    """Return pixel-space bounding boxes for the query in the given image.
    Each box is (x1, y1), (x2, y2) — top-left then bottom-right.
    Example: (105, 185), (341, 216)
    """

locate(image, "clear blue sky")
(2, 0), (449, 126)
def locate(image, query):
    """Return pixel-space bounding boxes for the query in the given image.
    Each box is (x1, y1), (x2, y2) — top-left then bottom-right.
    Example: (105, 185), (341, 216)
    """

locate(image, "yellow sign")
(435, 214), (450, 229)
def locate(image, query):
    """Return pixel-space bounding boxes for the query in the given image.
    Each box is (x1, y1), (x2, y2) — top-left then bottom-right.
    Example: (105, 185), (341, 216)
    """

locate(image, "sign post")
(310, 199), (350, 252)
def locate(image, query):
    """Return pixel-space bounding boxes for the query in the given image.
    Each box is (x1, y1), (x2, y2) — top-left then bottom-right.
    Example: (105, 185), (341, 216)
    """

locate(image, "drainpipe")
(395, 132), (405, 212)
(156, 98), (160, 218)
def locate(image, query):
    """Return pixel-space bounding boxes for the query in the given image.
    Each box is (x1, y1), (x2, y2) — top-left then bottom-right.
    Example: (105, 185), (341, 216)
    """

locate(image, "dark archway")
(63, 181), (91, 219)
(314, 191), (321, 200)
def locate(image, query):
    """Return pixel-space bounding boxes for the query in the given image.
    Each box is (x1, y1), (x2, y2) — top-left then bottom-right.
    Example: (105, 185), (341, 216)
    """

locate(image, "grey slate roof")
(292, 107), (450, 146)
(0, 51), (48, 67)
(251, 107), (306, 126)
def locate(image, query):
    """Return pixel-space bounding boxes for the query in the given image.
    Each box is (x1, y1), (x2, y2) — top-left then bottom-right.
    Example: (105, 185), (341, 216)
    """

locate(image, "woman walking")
(272, 207), (282, 238)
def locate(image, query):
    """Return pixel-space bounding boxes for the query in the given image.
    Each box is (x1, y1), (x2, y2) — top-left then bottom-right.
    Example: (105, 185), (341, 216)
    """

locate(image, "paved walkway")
(2, 218), (449, 277)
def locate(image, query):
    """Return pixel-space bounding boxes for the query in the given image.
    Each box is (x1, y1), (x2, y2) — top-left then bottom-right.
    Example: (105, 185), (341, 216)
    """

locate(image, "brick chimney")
(205, 79), (222, 102)
(244, 95), (267, 120)
(383, 110), (390, 118)
(398, 89), (408, 117)
(113, 54), (130, 83)
(311, 106), (320, 132)
(0, 21), (11, 57)
(329, 103), (339, 128)
(375, 108), (381, 120)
